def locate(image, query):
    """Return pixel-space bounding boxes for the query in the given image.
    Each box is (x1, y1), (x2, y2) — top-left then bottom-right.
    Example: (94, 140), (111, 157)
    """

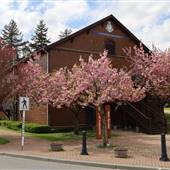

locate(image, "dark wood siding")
(49, 20), (136, 72)
(48, 105), (86, 127)
(21, 16), (164, 134)
(48, 19), (137, 127)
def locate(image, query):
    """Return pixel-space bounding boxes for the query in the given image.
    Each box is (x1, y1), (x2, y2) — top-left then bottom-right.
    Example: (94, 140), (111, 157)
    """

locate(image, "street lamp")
(81, 131), (88, 155)
(160, 133), (169, 161)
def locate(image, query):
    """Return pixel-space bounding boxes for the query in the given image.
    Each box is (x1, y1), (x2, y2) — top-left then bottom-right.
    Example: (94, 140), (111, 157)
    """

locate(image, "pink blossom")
(124, 44), (170, 102)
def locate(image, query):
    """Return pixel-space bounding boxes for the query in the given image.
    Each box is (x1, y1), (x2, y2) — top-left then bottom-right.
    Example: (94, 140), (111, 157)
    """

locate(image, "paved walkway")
(0, 129), (170, 169)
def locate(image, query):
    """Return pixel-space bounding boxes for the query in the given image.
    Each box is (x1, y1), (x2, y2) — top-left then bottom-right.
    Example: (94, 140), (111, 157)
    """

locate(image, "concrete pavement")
(0, 152), (169, 170)
(0, 155), (114, 170)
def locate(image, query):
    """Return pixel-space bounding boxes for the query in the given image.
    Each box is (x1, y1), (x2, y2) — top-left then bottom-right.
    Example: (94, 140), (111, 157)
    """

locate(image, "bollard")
(80, 131), (88, 155)
(160, 133), (169, 161)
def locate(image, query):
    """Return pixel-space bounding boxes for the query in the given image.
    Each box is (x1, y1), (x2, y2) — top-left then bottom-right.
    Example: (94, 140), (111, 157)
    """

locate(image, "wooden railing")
(122, 102), (152, 133)
(139, 100), (166, 132)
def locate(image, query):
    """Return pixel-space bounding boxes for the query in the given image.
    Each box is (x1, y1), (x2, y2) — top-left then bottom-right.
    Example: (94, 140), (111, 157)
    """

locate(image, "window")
(105, 39), (116, 55)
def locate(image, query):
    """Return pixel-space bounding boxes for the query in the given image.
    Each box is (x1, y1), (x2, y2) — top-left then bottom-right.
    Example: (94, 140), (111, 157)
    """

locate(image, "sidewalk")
(0, 129), (170, 169)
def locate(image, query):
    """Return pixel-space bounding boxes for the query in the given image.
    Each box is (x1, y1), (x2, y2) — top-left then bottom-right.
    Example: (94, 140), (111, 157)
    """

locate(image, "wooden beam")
(53, 47), (125, 59)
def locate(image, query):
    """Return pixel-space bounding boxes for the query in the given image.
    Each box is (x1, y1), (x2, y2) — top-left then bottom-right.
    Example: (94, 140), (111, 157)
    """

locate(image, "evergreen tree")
(30, 20), (50, 51)
(2, 19), (23, 48)
(59, 28), (72, 39)
(2, 19), (29, 58)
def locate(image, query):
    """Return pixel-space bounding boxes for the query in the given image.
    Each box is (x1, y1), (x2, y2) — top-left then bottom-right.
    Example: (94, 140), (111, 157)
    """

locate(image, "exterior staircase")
(122, 101), (166, 134)
(139, 100), (167, 134)
(122, 102), (152, 134)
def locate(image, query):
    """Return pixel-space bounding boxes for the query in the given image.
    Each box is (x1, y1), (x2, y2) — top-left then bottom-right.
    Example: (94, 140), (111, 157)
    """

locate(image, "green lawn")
(165, 114), (170, 133)
(28, 130), (119, 142)
(0, 137), (9, 144)
(165, 108), (170, 111)
(28, 132), (81, 141)
(0, 125), (119, 142)
(165, 114), (170, 123)
(0, 126), (84, 141)
(164, 108), (170, 114)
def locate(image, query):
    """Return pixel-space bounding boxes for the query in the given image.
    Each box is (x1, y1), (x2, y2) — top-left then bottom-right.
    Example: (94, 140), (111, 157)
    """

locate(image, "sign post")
(21, 110), (25, 150)
(19, 97), (29, 151)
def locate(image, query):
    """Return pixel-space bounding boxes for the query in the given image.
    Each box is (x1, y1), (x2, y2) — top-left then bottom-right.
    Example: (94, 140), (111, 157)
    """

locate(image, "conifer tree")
(2, 19), (29, 58)
(59, 28), (72, 39)
(30, 20), (50, 51)
(2, 19), (23, 48)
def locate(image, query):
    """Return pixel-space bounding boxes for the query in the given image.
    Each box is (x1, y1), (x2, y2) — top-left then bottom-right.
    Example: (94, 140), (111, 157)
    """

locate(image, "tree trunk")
(70, 105), (82, 135)
(73, 113), (79, 135)
(99, 105), (108, 147)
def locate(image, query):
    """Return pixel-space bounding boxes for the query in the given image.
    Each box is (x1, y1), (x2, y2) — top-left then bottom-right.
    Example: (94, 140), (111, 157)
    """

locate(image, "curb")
(0, 152), (169, 170)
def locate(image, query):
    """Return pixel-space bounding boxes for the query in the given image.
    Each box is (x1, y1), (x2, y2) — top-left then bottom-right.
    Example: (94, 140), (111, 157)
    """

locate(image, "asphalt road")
(0, 155), (116, 170)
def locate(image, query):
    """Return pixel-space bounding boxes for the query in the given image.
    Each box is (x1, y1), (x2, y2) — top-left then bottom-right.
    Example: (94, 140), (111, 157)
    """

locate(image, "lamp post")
(160, 133), (169, 161)
(81, 131), (88, 155)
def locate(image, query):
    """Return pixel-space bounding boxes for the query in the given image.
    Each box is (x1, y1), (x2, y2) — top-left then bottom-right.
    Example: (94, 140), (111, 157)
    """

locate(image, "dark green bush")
(25, 123), (52, 133)
(0, 120), (90, 133)
(52, 127), (73, 133)
(0, 120), (22, 130)
(0, 120), (59, 133)
(0, 120), (52, 133)
(6, 121), (22, 130)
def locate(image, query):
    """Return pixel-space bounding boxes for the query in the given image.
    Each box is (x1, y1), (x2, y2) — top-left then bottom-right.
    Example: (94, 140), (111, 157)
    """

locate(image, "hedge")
(0, 120), (90, 133)
(0, 120), (22, 130)
(0, 120), (52, 133)
(25, 123), (52, 133)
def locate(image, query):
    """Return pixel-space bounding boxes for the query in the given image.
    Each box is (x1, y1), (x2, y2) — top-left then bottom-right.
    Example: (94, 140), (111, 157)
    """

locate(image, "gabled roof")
(14, 14), (150, 67)
(44, 14), (150, 52)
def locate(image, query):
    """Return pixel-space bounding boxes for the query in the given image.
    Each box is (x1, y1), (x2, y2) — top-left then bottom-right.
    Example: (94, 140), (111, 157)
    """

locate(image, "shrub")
(0, 120), (90, 133)
(0, 120), (21, 130)
(25, 123), (52, 133)
(6, 121), (22, 130)
(0, 120), (51, 133)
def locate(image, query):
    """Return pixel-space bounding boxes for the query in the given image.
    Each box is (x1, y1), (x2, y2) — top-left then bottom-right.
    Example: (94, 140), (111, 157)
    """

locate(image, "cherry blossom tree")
(10, 51), (145, 145)
(49, 52), (145, 146)
(124, 44), (170, 131)
(0, 38), (16, 119)
(9, 55), (49, 105)
(47, 67), (83, 134)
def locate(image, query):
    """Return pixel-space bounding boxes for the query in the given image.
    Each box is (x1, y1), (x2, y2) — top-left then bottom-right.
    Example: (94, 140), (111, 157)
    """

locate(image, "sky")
(0, 0), (170, 50)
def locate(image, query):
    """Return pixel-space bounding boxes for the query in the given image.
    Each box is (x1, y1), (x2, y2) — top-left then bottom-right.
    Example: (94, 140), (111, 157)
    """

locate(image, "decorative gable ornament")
(105, 21), (113, 33)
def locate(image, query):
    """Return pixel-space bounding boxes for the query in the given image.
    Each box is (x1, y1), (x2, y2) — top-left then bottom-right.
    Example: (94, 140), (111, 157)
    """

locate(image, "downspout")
(42, 48), (49, 126)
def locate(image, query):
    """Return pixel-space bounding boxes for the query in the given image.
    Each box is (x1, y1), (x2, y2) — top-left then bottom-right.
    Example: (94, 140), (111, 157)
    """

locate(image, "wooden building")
(25, 15), (166, 134)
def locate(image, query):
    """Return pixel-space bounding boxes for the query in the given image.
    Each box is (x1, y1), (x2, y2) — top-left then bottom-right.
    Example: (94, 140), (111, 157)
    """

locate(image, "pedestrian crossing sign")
(19, 97), (29, 111)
